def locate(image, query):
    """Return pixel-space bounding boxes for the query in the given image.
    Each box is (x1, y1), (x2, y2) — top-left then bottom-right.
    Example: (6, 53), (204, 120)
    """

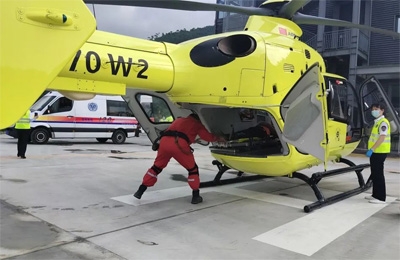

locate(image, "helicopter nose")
(189, 34), (256, 67)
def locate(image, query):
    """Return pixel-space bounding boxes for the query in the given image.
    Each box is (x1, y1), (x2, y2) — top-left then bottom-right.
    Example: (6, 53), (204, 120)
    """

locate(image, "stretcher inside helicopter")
(202, 107), (285, 158)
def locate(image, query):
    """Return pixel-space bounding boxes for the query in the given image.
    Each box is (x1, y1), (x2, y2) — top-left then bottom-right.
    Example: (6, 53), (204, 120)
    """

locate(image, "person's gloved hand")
(366, 149), (374, 157)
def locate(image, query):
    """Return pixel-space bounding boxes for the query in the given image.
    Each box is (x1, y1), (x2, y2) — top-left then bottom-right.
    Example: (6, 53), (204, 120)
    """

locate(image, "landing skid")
(172, 159), (371, 213)
(199, 160), (267, 188)
(170, 161), (266, 187)
(292, 158), (371, 213)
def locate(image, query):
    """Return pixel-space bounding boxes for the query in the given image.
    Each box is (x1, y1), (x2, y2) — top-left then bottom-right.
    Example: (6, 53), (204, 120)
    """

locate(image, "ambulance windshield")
(31, 95), (56, 112)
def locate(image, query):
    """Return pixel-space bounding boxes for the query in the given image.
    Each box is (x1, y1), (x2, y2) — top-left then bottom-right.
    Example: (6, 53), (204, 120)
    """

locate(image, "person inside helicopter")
(232, 121), (276, 140)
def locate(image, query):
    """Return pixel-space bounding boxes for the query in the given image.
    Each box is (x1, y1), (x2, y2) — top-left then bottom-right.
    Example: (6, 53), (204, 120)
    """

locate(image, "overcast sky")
(86, 0), (217, 39)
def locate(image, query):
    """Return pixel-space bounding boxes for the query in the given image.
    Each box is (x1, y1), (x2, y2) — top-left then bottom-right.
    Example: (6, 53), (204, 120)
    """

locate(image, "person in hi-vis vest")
(15, 110), (37, 159)
(365, 103), (391, 204)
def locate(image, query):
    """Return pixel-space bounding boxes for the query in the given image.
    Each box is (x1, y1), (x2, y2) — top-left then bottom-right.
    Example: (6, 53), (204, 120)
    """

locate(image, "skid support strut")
(199, 160), (267, 188)
(292, 158), (371, 213)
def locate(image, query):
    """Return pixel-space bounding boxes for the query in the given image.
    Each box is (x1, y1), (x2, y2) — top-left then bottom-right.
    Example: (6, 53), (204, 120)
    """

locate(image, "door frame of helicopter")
(290, 73), (370, 212)
(286, 75), (399, 212)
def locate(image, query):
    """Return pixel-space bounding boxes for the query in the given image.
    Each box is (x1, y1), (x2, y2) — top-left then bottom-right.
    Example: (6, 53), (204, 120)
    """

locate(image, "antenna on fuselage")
(92, 3), (98, 30)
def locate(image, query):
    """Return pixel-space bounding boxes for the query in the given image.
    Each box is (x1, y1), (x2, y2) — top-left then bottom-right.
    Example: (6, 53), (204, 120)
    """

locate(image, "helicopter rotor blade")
(85, 0), (274, 16)
(293, 13), (400, 39)
(85, 0), (399, 39)
(278, 0), (311, 19)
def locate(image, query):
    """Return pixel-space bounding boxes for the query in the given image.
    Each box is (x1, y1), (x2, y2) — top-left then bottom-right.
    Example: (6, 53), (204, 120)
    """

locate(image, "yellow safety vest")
(15, 110), (31, 129)
(159, 116), (173, 122)
(368, 117), (390, 153)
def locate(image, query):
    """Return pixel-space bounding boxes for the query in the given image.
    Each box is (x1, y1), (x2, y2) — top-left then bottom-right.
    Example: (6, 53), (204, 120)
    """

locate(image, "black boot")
(191, 190), (203, 204)
(134, 184), (147, 199)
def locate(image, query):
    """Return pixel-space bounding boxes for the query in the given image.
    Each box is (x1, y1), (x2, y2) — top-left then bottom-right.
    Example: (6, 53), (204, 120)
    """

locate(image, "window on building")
(396, 16), (400, 33)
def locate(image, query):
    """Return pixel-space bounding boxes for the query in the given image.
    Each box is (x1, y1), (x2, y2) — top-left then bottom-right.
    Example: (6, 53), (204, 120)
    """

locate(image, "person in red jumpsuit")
(133, 113), (224, 204)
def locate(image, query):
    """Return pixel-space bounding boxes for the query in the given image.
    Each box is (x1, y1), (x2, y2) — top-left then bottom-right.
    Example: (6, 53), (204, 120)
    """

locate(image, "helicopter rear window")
(135, 94), (174, 123)
(326, 78), (348, 123)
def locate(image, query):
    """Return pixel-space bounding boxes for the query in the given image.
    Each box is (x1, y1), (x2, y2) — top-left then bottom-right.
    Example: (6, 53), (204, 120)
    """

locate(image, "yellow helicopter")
(1, 0), (399, 212)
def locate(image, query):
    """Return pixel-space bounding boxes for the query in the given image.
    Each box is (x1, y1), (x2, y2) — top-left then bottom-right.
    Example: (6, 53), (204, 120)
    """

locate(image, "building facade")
(215, 0), (400, 154)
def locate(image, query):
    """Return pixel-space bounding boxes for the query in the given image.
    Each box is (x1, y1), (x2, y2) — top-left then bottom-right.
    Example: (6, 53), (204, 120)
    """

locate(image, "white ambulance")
(7, 91), (139, 144)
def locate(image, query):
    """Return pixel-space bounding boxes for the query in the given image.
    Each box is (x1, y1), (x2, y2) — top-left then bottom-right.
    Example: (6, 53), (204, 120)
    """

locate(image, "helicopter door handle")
(67, 115), (74, 118)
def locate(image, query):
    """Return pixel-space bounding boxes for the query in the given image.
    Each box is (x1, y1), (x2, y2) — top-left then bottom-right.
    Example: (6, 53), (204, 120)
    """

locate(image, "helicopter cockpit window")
(135, 94), (174, 123)
(359, 78), (400, 135)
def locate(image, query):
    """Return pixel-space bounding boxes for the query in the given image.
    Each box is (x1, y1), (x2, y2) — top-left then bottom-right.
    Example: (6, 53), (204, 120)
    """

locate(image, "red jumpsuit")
(142, 115), (219, 190)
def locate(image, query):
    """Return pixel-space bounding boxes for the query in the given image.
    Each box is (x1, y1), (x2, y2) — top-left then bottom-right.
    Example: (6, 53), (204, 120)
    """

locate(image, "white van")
(7, 91), (139, 144)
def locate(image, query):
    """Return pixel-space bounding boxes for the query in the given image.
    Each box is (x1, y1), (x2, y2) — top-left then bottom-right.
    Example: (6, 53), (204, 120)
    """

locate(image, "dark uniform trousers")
(369, 153), (388, 201)
(17, 129), (30, 157)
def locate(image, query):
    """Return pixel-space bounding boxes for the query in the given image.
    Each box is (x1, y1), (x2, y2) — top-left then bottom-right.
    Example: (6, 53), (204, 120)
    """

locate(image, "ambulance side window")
(45, 97), (73, 114)
(107, 100), (134, 117)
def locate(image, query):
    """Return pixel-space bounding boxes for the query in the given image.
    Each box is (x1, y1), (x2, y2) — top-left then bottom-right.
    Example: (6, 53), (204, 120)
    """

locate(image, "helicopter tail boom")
(57, 30), (175, 94)
(0, 0), (96, 129)
(0, 0), (176, 130)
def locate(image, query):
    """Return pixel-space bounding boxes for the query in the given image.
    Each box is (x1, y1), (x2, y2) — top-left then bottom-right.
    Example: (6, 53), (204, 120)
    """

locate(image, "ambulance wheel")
(96, 138), (108, 143)
(112, 130), (126, 144)
(31, 128), (50, 144)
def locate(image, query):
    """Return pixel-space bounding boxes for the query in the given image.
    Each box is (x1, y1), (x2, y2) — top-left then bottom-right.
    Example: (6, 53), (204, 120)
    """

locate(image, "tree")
(148, 25), (215, 43)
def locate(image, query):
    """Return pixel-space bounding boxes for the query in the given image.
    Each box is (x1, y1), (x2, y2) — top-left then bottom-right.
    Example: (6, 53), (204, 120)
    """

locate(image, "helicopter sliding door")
(359, 76), (400, 139)
(122, 89), (192, 143)
(281, 63), (328, 162)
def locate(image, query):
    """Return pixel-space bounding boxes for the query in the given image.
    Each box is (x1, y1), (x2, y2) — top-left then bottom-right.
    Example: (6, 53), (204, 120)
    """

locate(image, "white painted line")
(252, 194), (396, 256)
(111, 186), (195, 206)
(111, 179), (269, 206)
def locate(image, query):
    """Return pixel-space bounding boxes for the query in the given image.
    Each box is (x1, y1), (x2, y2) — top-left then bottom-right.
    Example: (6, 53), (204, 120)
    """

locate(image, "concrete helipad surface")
(0, 134), (399, 260)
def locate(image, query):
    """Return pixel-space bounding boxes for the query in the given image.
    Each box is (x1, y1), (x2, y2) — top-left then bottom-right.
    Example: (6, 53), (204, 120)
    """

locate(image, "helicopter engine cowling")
(189, 34), (257, 67)
(217, 34), (257, 58)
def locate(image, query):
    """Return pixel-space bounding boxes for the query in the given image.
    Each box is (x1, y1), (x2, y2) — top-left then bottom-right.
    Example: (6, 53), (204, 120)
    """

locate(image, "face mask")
(371, 110), (381, 118)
